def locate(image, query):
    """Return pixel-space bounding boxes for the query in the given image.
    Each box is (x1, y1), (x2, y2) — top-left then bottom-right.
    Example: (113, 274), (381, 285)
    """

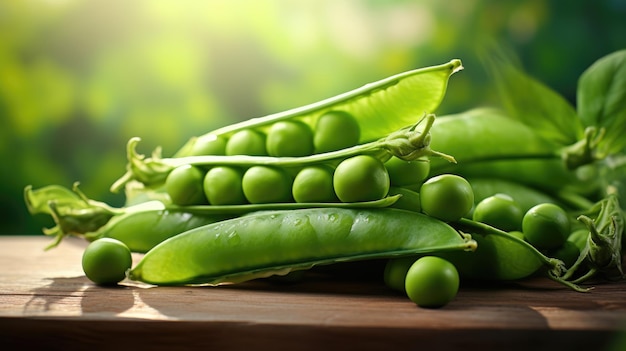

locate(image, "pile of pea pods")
(25, 52), (626, 308)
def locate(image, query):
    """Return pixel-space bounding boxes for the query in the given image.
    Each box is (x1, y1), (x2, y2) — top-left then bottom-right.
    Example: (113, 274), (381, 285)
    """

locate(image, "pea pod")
(468, 177), (561, 213)
(94, 196), (402, 253)
(175, 60), (463, 158)
(128, 208), (477, 286)
(447, 218), (587, 292)
(426, 108), (602, 199)
(111, 114), (455, 193)
(25, 182), (403, 251)
(84, 208), (232, 254)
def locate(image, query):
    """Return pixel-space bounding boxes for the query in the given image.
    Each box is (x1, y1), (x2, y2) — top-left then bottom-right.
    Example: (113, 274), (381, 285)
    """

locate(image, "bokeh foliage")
(2, 0), (625, 234)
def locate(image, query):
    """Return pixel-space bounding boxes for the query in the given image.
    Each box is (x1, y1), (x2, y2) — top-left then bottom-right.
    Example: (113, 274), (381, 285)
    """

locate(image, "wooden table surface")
(1, 235), (626, 351)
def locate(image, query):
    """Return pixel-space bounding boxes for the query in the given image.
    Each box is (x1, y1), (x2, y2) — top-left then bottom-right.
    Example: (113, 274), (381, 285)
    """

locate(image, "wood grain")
(1, 236), (625, 351)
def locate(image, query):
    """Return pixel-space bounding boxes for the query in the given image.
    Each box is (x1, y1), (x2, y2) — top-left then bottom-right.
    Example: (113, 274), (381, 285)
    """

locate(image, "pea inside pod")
(128, 208), (477, 286)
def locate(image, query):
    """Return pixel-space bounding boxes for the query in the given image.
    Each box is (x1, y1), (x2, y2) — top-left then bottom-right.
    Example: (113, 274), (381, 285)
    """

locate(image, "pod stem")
(110, 114), (455, 193)
(24, 183), (121, 250)
(562, 193), (624, 283)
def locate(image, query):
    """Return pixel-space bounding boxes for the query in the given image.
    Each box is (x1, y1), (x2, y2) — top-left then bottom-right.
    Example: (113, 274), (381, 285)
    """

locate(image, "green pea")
(128, 208), (477, 285)
(190, 134), (227, 156)
(333, 155), (390, 203)
(384, 256), (417, 292)
(242, 166), (293, 204)
(404, 256), (459, 308)
(419, 174), (474, 222)
(165, 165), (207, 206)
(472, 194), (523, 232)
(266, 120), (314, 157)
(314, 110), (360, 153)
(203, 166), (247, 205)
(292, 166), (338, 203)
(385, 156), (430, 187)
(226, 129), (267, 156)
(82, 238), (132, 285)
(522, 203), (570, 250)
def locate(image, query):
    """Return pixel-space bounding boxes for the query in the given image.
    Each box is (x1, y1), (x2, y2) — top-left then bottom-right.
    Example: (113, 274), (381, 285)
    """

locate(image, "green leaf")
(485, 53), (583, 146)
(577, 49), (626, 156)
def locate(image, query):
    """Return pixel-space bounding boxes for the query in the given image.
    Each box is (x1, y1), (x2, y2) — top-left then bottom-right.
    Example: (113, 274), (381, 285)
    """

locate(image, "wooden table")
(1, 236), (625, 351)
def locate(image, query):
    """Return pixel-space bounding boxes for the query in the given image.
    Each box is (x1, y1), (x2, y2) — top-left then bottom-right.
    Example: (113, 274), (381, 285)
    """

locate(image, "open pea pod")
(175, 59), (463, 156)
(128, 208), (477, 286)
(111, 114), (456, 193)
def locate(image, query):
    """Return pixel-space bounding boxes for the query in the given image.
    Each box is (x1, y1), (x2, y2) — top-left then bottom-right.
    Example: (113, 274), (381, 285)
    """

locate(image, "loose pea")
(82, 238), (132, 285)
(333, 155), (390, 203)
(266, 121), (314, 157)
(190, 134), (227, 156)
(404, 256), (459, 308)
(314, 110), (360, 153)
(226, 129), (267, 156)
(420, 174), (474, 222)
(242, 166), (293, 204)
(385, 156), (430, 187)
(522, 203), (570, 250)
(165, 165), (206, 206)
(472, 194), (523, 232)
(292, 165), (338, 203)
(203, 166), (247, 205)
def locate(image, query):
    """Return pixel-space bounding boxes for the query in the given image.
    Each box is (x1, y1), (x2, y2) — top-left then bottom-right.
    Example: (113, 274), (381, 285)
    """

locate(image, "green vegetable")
(292, 165), (338, 203)
(165, 165), (207, 206)
(385, 156), (430, 187)
(333, 155), (389, 203)
(445, 218), (584, 290)
(82, 238), (132, 285)
(189, 134), (227, 156)
(242, 166), (293, 204)
(128, 208), (477, 285)
(225, 129), (267, 156)
(419, 174), (474, 222)
(314, 110), (360, 153)
(203, 166), (247, 205)
(176, 60), (462, 156)
(112, 60), (463, 198)
(562, 193), (624, 283)
(266, 120), (314, 157)
(111, 114), (455, 195)
(468, 177), (560, 213)
(522, 203), (570, 250)
(24, 184), (231, 252)
(427, 108), (600, 199)
(472, 194), (523, 232)
(90, 207), (232, 253)
(404, 256), (459, 308)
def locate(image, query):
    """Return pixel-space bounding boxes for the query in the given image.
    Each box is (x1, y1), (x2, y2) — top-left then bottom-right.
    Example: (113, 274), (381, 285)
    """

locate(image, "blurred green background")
(2, 0), (625, 235)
